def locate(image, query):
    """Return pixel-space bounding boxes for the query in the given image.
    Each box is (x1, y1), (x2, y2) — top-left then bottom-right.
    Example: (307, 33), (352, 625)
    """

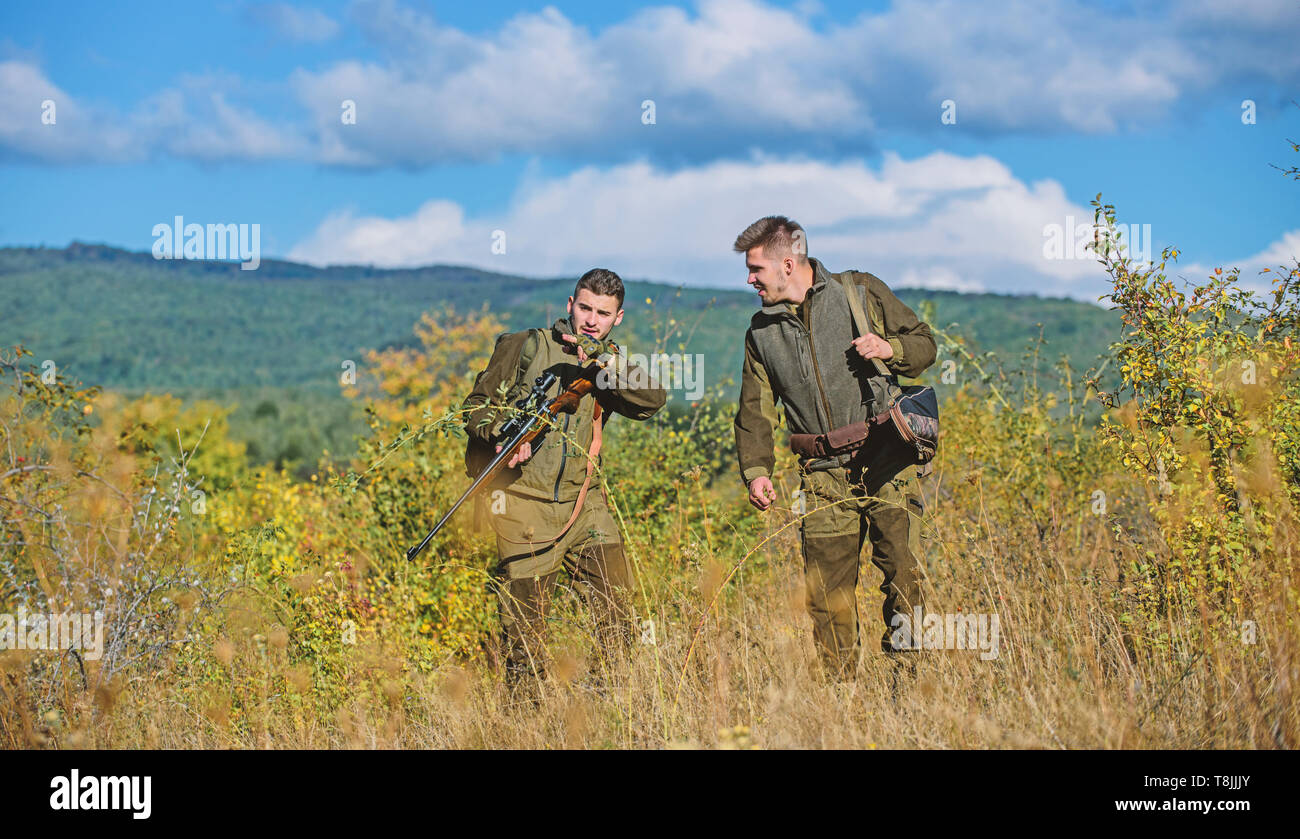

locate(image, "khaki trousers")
(484, 489), (633, 679)
(799, 467), (927, 677)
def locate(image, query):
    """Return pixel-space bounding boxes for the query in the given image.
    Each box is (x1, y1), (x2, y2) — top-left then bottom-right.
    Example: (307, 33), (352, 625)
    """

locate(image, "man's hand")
(747, 476), (777, 511)
(562, 332), (619, 364)
(851, 334), (894, 361)
(560, 333), (590, 362)
(496, 441), (533, 468)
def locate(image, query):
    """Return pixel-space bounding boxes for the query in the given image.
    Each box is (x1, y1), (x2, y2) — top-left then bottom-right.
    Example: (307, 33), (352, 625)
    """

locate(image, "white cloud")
(150, 90), (306, 162)
(0, 60), (137, 162)
(289, 0), (1297, 165)
(1181, 229), (1300, 292)
(289, 150), (1115, 299)
(292, 200), (468, 267)
(246, 3), (340, 43)
(7, 0), (1298, 166)
(0, 61), (305, 164)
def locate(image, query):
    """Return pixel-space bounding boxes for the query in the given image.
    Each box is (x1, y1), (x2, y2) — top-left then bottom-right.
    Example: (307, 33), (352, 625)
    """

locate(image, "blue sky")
(2, 0), (1298, 299)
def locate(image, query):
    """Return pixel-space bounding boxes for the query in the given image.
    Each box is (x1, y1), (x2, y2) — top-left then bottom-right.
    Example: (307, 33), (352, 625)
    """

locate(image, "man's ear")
(566, 295), (575, 316)
(613, 309), (625, 327)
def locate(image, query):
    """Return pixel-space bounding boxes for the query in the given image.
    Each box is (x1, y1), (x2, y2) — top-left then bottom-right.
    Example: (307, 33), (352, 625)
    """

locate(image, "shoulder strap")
(514, 328), (543, 386)
(836, 271), (892, 379)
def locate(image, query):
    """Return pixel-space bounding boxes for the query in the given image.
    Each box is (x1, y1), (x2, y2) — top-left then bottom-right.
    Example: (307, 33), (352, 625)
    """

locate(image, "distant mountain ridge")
(1, 242), (1121, 397)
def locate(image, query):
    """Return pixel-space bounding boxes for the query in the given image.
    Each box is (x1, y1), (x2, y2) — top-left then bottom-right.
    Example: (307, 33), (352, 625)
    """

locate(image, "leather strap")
(789, 432), (826, 458)
(838, 272), (903, 403)
(497, 399), (603, 546)
(790, 417), (885, 458)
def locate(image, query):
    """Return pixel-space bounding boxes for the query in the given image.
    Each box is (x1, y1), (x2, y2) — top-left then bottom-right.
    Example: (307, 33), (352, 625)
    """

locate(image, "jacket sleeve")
(734, 328), (778, 485)
(462, 330), (536, 444)
(870, 275), (938, 378)
(595, 352), (667, 420)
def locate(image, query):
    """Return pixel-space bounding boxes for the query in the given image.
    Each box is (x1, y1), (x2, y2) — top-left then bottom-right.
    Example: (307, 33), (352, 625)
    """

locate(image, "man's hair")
(574, 268), (625, 308)
(733, 215), (808, 263)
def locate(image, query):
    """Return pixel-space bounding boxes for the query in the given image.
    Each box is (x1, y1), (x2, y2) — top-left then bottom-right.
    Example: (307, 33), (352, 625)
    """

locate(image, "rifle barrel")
(405, 414), (539, 562)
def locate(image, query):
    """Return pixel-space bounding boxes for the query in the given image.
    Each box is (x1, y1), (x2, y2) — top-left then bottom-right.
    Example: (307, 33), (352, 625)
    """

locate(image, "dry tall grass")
(6, 424), (1294, 750)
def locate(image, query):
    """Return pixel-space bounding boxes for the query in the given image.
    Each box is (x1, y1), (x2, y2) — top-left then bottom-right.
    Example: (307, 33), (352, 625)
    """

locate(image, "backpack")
(464, 328), (543, 478)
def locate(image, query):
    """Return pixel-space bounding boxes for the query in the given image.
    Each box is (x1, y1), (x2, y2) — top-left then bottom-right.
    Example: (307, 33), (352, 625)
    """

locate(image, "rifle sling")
(496, 399), (603, 546)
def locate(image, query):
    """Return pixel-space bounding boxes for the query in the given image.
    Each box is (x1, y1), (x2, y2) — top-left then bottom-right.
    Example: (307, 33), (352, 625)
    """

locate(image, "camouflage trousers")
(481, 488), (634, 681)
(799, 466), (927, 677)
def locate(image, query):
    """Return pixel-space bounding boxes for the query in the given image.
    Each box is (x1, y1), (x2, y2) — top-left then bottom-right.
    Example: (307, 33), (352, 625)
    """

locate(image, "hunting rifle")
(405, 338), (616, 563)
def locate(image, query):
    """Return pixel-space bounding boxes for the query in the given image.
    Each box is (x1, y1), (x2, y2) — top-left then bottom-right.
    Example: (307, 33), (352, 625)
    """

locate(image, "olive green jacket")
(733, 257), (937, 483)
(464, 317), (667, 502)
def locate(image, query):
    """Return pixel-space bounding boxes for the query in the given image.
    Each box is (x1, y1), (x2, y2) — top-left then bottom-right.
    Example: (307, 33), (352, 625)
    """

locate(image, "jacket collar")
(758, 256), (833, 316)
(550, 316), (574, 342)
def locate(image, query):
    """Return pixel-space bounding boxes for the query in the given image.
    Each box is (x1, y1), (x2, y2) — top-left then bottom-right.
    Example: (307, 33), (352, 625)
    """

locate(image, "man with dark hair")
(462, 268), (665, 689)
(573, 267), (626, 307)
(732, 215), (937, 679)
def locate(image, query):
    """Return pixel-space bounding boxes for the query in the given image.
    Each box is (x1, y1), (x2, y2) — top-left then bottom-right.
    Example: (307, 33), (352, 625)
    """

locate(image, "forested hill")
(2, 242), (1120, 397)
(0, 242), (1122, 468)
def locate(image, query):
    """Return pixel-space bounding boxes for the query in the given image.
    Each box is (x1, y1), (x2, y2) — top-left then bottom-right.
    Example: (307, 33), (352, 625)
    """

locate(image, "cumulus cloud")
(287, 0), (1298, 165)
(5, 0), (1299, 166)
(294, 200), (468, 267)
(0, 60), (137, 163)
(144, 87), (307, 162)
(0, 61), (305, 164)
(288, 150), (1119, 299)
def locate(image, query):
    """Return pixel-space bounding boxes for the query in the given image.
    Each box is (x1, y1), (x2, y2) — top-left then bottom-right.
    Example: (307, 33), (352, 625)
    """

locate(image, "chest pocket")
(753, 319), (813, 406)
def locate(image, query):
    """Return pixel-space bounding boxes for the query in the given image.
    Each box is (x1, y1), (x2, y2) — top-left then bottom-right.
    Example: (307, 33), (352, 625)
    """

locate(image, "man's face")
(745, 246), (795, 304)
(567, 288), (624, 341)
